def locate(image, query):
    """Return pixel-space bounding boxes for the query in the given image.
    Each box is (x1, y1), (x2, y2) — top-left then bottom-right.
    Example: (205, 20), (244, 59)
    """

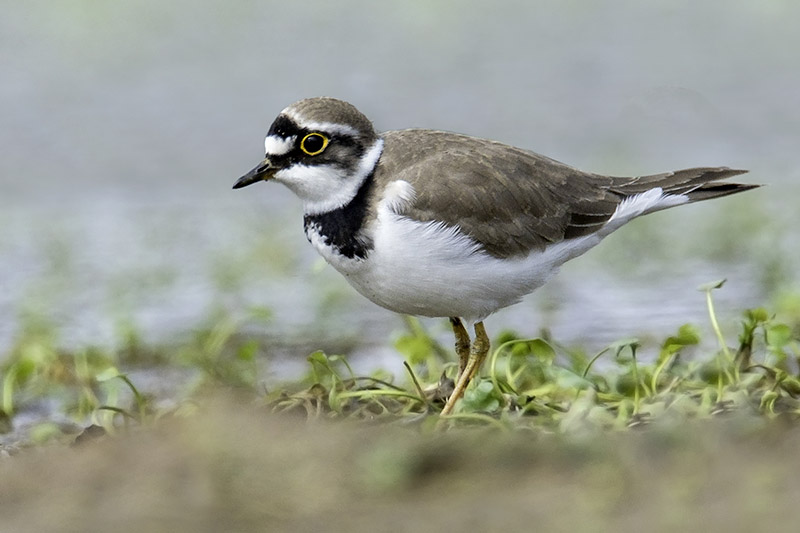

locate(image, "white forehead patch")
(264, 134), (296, 156)
(282, 107), (359, 137)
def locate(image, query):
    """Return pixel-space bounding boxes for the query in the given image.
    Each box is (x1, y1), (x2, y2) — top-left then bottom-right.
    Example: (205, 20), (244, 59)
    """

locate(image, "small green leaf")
(610, 338), (640, 362)
(673, 324), (702, 346)
(527, 338), (556, 362)
(760, 390), (779, 414)
(745, 307), (770, 324)
(697, 278), (727, 292)
(550, 367), (592, 390)
(780, 376), (800, 396)
(237, 339), (258, 361)
(462, 379), (502, 412)
(94, 367), (121, 382)
(766, 324), (792, 348)
(659, 324), (701, 363)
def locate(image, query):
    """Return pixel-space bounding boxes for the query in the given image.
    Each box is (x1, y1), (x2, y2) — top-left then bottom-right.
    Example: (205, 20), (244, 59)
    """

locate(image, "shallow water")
(2, 1), (799, 369)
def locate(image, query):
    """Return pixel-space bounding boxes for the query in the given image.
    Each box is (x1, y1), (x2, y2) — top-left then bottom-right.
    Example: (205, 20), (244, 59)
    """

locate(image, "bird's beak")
(233, 158), (278, 189)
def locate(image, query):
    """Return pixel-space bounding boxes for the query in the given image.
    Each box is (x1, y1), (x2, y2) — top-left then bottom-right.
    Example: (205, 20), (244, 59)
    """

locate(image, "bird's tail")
(610, 167), (759, 205)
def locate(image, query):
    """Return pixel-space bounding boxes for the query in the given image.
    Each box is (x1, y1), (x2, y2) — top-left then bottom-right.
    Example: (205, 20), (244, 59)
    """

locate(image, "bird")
(233, 97), (759, 416)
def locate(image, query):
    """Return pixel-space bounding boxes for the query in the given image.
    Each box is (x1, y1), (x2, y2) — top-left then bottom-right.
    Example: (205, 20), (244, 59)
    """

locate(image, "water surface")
(2, 1), (798, 370)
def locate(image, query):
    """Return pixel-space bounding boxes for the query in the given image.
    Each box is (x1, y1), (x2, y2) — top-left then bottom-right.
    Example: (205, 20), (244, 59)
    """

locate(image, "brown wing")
(375, 129), (623, 258)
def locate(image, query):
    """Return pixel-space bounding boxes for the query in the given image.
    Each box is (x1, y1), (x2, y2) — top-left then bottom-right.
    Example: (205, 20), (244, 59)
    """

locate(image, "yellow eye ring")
(300, 132), (329, 156)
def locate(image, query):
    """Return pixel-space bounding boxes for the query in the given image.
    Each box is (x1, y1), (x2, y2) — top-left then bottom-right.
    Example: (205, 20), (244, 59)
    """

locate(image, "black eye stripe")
(291, 132), (359, 153)
(265, 115), (365, 160)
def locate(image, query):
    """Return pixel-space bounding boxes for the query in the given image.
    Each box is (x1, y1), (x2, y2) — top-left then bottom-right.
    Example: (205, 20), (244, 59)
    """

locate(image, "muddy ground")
(2, 394), (798, 533)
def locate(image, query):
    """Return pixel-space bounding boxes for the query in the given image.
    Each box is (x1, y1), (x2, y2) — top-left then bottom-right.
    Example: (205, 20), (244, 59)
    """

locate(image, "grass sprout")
(2, 282), (800, 447)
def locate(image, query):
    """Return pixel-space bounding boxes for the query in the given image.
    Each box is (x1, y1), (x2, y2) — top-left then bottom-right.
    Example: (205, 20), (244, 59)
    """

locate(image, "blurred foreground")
(2, 394), (799, 533)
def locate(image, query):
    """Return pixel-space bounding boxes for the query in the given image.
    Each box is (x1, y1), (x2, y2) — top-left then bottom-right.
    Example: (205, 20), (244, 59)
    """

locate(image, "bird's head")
(234, 97), (383, 215)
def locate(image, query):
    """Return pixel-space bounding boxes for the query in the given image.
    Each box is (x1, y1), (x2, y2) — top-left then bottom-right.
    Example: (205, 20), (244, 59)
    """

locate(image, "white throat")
(273, 138), (384, 215)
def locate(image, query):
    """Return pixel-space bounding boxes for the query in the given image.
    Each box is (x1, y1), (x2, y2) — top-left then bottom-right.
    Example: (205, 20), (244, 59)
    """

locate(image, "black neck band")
(303, 170), (375, 259)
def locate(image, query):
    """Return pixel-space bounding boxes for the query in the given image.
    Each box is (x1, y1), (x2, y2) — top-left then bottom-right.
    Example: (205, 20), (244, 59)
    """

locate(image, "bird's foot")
(440, 321), (490, 418)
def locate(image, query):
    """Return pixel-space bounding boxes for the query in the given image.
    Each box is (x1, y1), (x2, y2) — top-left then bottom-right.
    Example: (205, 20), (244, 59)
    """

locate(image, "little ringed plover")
(234, 97), (759, 415)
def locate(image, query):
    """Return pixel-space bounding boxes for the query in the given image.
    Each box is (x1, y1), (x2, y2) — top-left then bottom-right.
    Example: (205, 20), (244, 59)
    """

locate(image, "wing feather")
(375, 130), (619, 258)
(373, 130), (754, 259)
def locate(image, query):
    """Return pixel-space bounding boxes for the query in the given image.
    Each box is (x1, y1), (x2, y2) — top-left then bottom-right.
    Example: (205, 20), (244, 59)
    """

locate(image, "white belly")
(307, 180), (604, 323)
(355, 216), (600, 322)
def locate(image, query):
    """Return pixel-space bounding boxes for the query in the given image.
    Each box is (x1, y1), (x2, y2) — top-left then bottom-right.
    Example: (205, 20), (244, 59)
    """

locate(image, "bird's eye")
(300, 133), (329, 156)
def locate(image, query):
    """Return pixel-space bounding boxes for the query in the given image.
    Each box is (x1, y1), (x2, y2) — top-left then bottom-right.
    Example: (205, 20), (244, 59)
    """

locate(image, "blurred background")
(1, 0), (798, 375)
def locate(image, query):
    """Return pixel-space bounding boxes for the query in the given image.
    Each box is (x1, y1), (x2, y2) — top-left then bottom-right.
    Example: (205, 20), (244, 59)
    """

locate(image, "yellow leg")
(449, 317), (471, 376)
(440, 321), (490, 416)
